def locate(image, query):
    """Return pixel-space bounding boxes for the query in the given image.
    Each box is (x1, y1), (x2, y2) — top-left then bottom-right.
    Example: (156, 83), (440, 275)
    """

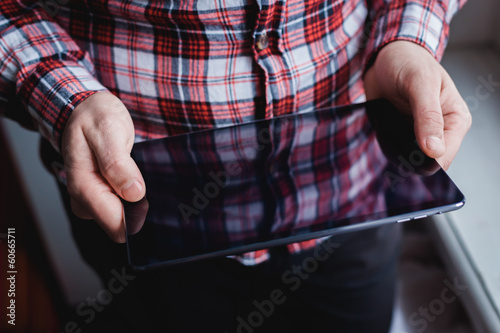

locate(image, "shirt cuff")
(364, 1), (455, 72)
(17, 58), (108, 152)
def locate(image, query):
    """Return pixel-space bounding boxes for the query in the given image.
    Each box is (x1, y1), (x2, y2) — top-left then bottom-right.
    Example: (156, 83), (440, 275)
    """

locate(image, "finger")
(64, 136), (127, 242)
(436, 127), (462, 171)
(84, 115), (146, 203)
(70, 197), (93, 220)
(435, 88), (472, 170)
(67, 167), (127, 243)
(408, 72), (446, 159)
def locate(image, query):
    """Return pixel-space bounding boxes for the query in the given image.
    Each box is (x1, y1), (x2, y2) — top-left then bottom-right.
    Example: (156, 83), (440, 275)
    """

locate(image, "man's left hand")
(364, 41), (472, 170)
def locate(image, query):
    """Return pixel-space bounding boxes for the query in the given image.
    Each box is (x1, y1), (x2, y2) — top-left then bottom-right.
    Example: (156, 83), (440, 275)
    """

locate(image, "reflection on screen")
(124, 99), (464, 269)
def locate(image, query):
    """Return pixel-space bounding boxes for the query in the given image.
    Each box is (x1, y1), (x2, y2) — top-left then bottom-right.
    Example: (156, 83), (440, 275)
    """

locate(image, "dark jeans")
(56, 185), (400, 333)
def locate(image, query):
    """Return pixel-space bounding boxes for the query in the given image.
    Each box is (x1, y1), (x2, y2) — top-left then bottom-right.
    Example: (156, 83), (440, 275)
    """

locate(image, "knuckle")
(95, 115), (120, 134)
(95, 105), (132, 129)
(63, 152), (79, 167)
(421, 109), (444, 127)
(100, 156), (130, 180)
(451, 101), (472, 130)
(404, 67), (436, 88)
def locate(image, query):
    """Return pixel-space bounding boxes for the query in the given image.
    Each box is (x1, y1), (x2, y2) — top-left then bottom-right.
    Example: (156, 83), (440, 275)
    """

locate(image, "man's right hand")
(61, 92), (146, 243)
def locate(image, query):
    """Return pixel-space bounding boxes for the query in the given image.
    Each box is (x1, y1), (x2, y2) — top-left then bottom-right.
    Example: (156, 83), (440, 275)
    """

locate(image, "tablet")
(124, 99), (465, 270)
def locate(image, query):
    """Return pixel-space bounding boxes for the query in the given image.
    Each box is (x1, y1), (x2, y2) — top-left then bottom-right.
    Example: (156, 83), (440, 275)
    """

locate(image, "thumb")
(97, 151), (145, 203)
(91, 136), (145, 202)
(83, 108), (145, 203)
(408, 77), (445, 159)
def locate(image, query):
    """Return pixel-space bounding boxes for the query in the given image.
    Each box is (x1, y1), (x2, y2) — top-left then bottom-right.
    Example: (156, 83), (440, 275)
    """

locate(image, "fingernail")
(426, 136), (444, 152)
(122, 180), (143, 201)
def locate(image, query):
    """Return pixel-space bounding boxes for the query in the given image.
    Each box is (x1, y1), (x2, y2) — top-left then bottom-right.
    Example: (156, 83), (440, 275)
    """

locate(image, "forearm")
(0, 1), (107, 151)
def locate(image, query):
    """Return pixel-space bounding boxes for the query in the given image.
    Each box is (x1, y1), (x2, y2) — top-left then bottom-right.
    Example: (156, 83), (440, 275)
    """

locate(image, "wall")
(447, 0), (500, 49)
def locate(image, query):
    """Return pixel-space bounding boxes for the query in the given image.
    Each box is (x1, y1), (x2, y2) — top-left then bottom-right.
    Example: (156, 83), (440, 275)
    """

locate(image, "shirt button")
(256, 32), (269, 50)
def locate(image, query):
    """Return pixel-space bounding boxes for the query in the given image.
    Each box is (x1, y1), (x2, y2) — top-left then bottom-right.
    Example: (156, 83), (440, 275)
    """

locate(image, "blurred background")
(1, 0), (499, 332)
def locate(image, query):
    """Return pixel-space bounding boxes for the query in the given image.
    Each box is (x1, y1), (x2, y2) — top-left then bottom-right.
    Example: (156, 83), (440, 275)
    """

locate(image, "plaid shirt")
(0, 0), (463, 265)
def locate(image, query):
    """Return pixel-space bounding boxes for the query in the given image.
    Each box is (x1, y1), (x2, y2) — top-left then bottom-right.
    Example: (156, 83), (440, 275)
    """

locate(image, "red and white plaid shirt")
(0, 0), (464, 265)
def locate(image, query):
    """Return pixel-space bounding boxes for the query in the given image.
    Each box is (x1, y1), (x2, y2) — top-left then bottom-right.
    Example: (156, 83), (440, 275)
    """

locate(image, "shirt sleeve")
(364, 0), (467, 68)
(0, 1), (108, 152)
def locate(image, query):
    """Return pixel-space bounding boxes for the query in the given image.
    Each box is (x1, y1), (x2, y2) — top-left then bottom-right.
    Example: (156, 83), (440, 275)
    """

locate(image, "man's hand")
(61, 92), (146, 243)
(364, 41), (472, 170)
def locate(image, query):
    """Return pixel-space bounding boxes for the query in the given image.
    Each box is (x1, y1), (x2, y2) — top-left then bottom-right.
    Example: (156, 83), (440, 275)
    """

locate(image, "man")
(0, 1), (470, 332)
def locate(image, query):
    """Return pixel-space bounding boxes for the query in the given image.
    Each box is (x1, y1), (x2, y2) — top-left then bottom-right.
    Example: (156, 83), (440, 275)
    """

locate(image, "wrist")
(18, 58), (108, 152)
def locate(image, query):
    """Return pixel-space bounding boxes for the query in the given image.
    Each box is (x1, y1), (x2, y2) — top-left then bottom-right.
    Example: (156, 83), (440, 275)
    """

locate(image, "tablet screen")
(124, 99), (464, 269)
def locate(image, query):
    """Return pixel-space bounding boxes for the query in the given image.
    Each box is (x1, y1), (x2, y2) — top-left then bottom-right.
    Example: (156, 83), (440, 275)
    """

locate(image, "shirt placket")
(252, 0), (291, 120)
